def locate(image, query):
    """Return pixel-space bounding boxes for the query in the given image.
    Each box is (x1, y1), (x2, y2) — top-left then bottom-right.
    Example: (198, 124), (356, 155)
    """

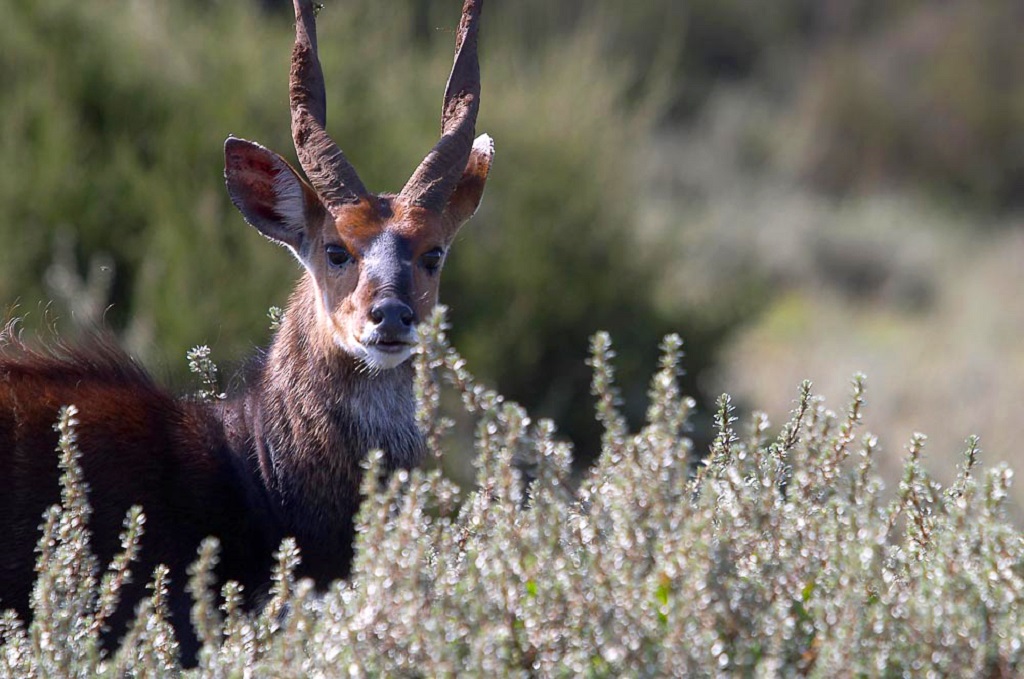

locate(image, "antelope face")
(224, 134), (493, 370)
(225, 0), (488, 370)
(314, 198), (445, 370)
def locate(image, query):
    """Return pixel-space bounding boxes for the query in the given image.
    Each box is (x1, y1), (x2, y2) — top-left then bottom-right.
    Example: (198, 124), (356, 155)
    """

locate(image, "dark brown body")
(0, 335), (274, 656)
(0, 276), (424, 657)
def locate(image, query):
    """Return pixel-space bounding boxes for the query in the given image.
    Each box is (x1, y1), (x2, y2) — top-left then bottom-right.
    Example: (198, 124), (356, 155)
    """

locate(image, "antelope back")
(0, 333), (275, 659)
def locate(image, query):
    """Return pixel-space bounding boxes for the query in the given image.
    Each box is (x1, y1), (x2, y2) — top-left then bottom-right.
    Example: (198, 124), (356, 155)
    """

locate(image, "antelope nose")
(369, 299), (415, 332)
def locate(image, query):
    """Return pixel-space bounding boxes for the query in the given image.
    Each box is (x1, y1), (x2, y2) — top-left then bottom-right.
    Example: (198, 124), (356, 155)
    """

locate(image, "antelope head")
(224, 0), (492, 371)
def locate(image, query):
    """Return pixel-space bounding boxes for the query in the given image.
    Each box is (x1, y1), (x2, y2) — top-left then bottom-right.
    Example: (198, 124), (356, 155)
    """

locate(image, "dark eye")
(421, 248), (445, 273)
(326, 244), (352, 268)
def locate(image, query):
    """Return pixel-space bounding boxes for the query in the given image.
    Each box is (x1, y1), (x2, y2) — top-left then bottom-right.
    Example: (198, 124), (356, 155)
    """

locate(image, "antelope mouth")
(357, 330), (418, 370)
(363, 326), (418, 352)
(368, 339), (414, 354)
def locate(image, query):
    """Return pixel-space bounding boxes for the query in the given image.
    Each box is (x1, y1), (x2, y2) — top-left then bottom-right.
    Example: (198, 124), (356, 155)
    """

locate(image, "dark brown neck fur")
(227, 274), (424, 582)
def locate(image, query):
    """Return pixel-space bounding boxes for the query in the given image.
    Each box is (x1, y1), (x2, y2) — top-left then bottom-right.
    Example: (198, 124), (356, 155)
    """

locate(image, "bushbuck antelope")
(0, 0), (492, 657)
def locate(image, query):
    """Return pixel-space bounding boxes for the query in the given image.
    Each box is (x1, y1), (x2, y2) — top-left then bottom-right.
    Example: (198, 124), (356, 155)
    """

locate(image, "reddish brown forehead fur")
(328, 195), (446, 252)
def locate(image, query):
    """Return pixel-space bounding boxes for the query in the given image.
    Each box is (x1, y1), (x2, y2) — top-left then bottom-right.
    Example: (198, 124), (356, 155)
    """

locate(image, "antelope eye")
(325, 244), (352, 268)
(421, 248), (445, 272)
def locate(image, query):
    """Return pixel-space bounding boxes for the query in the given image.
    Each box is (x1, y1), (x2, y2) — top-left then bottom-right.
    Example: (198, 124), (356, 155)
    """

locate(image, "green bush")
(3, 313), (1022, 676)
(783, 0), (1023, 210)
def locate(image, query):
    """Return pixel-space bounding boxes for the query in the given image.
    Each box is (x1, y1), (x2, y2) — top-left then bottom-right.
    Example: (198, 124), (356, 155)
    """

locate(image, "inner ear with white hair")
(224, 136), (322, 256)
(443, 133), (495, 238)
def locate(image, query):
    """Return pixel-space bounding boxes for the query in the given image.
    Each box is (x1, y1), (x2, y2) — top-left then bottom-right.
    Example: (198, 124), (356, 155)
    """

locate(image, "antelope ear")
(442, 134), (494, 236)
(224, 136), (321, 252)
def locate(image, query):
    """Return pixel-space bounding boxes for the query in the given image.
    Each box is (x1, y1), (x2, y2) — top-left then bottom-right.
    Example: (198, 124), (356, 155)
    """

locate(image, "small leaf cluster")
(186, 345), (224, 403)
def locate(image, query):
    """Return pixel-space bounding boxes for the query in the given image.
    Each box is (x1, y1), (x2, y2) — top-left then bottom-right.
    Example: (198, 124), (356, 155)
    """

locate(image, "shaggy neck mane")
(230, 274), (424, 577)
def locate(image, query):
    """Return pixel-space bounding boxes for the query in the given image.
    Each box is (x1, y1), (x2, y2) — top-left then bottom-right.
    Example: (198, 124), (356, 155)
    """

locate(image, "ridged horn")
(290, 0), (367, 212)
(398, 0), (483, 212)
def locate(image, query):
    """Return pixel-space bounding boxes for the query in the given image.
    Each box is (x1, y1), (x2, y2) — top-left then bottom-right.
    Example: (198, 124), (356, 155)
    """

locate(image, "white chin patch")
(361, 344), (414, 370)
(336, 327), (418, 371)
(340, 337), (414, 371)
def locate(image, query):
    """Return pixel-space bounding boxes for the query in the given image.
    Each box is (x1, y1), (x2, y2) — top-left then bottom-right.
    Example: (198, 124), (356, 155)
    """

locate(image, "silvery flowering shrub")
(2, 308), (1022, 677)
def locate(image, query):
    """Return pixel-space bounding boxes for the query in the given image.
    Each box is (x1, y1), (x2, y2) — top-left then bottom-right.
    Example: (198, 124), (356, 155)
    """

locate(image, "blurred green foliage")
(1, 0), (1019, 457)
(788, 0), (1024, 209)
(484, 0), (1023, 209)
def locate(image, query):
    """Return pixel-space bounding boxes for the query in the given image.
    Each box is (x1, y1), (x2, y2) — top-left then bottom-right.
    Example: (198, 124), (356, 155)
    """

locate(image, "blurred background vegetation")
(1, 0), (1022, 496)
